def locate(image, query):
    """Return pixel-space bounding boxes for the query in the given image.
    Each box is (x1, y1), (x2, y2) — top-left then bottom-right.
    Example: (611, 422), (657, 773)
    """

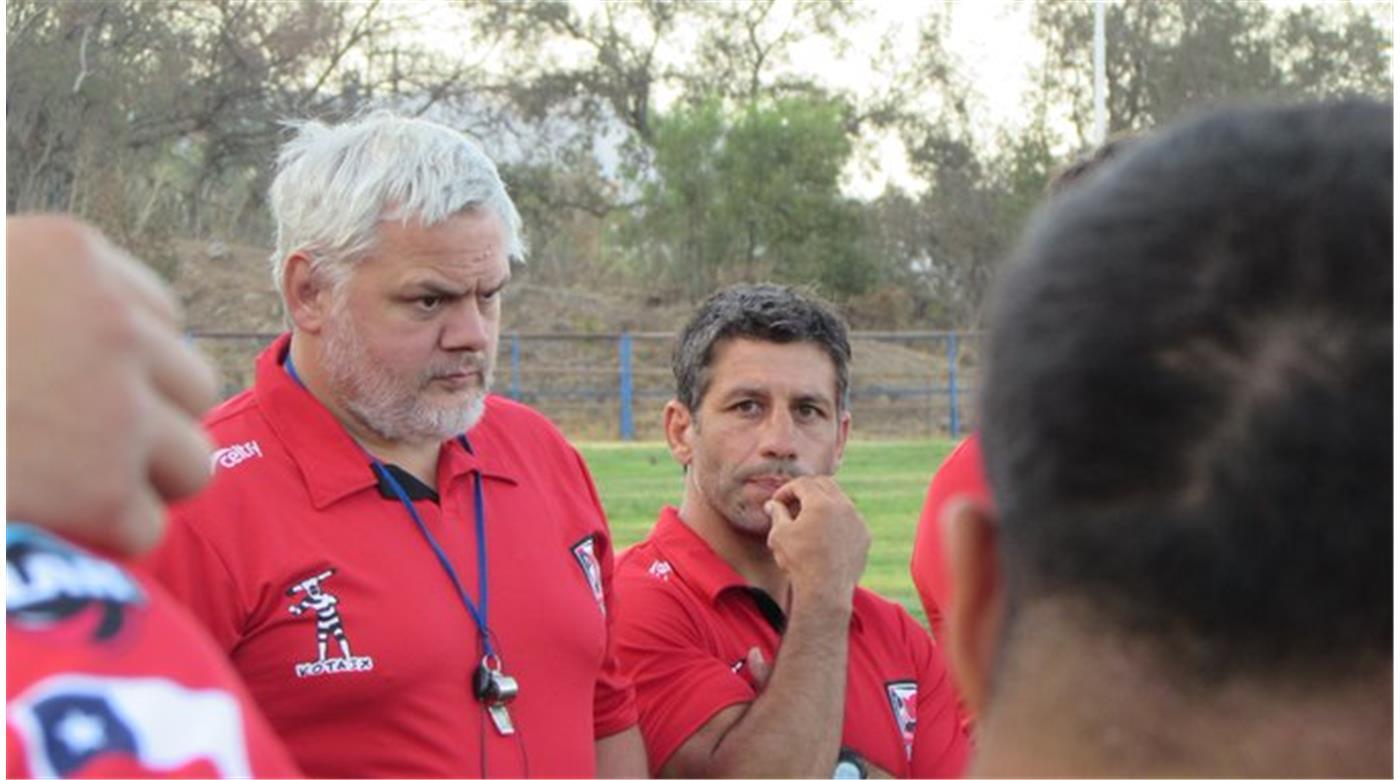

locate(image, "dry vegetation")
(174, 239), (977, 440)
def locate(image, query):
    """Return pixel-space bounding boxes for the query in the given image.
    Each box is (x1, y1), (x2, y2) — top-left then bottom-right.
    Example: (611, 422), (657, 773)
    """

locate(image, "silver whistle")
(487, 702), (515, 735)
(473, 654), (519, 736)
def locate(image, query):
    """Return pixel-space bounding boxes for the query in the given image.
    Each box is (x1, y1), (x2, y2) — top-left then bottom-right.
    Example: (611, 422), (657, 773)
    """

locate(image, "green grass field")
(578, 438), (957, 628)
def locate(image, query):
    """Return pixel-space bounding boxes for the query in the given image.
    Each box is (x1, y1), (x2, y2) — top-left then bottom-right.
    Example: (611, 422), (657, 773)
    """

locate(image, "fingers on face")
(770, 476), (805, 504)
(772, 475), (848, 516)
(764, 498), (795, 524)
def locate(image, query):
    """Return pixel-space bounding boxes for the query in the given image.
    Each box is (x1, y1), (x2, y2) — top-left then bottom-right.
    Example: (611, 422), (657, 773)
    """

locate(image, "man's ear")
(833, 409), (852, 468)
(944, 497), (1006, 719)
(663, 400), (695, 468)
(282, 252), (333, 334)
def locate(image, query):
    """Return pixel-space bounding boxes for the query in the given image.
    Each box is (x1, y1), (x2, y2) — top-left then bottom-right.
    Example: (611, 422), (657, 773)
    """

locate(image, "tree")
(1033, 0), (1392, 144)
(681, 0), (866, 104)
(873, 0), (1393, 329)
(6, 0), (477, 265)
(861, 5), (1059, 330)
(629, 95), (874, 300)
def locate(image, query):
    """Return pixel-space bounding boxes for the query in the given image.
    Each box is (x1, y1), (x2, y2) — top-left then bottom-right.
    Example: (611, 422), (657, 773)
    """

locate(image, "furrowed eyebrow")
(483, 275), (511, 295)
(405, 281), (465, 297)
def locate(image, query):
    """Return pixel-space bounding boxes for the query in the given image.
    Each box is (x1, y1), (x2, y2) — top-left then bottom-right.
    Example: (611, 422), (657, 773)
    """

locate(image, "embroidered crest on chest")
(284, 568), (375, 678)
(885, 680), (918, 760)
(570, 536), (607, 615)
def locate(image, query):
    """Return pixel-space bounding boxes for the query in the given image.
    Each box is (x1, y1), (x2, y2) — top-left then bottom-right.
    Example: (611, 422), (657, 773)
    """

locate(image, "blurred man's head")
(666, 284), (853, 536)
(1044, 133), (1134, 196)
(948, 101), (1392, 777)
(268, 113), (524, 443)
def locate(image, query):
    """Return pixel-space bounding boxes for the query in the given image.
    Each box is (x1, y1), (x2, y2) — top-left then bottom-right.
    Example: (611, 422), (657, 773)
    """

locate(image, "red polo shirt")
(911, 434), (991, 641)
(7, 524), (300, 778)
(142, 334), (636, 777)
(614, 508), (969, 778)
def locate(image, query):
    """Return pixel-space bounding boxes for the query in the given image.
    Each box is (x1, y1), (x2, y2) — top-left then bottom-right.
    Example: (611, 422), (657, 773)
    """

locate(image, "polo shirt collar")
(648, 506), (864, 632)
(253, 333), (518, 510)
(649, 507), (751, 603)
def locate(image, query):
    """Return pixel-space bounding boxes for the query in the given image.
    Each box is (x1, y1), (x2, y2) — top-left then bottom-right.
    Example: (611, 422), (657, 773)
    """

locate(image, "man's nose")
(758, 411), (798, 461)
(442, 299), (491, 352)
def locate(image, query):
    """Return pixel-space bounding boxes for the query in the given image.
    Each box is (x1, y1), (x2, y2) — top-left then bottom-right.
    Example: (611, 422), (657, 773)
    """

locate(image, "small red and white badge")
(570, 536), (606, 615)
(885, 680), (918, 760)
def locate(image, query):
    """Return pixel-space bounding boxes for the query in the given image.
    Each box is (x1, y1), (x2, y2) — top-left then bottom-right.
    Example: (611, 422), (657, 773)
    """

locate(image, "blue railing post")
(509, 334), (522, 400)
(619, 332), (635, 441)
(946, 333), (960, 437)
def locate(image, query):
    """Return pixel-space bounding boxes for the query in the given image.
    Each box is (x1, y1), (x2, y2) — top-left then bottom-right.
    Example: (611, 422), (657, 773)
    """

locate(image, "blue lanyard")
(374, 452), (494, 658)
(285, 355), (496, 658)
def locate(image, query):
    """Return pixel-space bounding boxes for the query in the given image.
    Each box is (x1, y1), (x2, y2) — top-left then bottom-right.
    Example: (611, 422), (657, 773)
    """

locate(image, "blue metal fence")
(190, 330), (982, 441)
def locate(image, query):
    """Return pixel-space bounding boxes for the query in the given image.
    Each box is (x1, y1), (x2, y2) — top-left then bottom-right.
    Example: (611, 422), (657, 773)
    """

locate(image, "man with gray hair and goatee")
(145, 113), (646, 778)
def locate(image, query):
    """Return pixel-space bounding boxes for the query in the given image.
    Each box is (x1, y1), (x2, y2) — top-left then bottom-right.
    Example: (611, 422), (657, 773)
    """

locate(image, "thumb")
(747, 646), (772, 690)
(765, 498), (794, 524)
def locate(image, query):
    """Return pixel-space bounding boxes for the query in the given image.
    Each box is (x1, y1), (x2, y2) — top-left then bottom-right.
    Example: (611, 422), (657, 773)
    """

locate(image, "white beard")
(321, 308), (492, 443)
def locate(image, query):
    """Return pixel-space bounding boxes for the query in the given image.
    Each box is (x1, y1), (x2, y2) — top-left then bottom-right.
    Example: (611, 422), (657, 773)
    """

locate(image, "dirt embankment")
(173, 239), (976, 438)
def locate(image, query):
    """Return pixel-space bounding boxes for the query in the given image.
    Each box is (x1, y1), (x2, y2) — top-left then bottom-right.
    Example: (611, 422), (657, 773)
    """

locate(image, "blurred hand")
(7, 215), (217, 555)
(765, 476), (870, 609)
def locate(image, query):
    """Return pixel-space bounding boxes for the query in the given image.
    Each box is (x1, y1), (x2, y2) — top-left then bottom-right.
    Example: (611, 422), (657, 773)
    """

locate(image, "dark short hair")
(982, 100), (1392, 681)
(1046, 132), (1136, 196)
(673, 283), (852, 413)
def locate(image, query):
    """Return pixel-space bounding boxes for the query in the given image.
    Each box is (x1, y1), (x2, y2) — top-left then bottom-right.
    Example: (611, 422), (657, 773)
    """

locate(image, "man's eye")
(796, 404), (823, 419)
(732, 400), (760, 414)
(416, 296), (443, 311)
(480, 288), (500, 303)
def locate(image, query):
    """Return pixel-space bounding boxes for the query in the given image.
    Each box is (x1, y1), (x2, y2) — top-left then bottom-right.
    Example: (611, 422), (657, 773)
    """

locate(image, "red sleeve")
(903, 611), (971, 778)
(568, 448), (639, 739)
(135, 502), (248, 655)
(6, 558), (302, 778)
(611, 568), (754, 776)
(911, 434), (990, 640)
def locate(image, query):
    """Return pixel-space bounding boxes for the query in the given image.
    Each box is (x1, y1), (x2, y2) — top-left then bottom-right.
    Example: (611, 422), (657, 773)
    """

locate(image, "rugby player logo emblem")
(285, 568), (374, 678)
(570, 536), (607, 615)
(885, 680), (918, 760)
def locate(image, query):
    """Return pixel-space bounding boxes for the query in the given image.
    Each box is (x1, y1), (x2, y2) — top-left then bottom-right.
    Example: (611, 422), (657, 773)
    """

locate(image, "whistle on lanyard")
(473, 654), (519, 735)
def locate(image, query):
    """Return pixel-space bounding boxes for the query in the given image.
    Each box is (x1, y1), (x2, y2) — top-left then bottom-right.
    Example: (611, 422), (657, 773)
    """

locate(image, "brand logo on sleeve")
(285, 569), (374, 677)
(8, 675), (250, 778)
(647, 559), (673, 581)
(210, 441), (262, 471)
(885, 680), (918, 760)
(570, 536), (607, 615)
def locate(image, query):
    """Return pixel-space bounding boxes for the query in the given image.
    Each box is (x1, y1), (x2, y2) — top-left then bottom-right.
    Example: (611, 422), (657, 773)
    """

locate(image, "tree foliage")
(6, 0), (473, 271)
(5, 0), (1392, 325)
(1033, 0), (1392, 143)
(868, 0), (1392, 328)
(630, 96), (873, 300)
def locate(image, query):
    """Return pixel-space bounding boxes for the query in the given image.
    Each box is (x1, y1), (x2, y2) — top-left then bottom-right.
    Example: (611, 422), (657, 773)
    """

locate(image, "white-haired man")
(144, 113), (645, 777)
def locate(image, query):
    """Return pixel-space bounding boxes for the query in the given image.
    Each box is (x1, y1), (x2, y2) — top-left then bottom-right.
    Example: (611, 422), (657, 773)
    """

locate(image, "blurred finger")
(97, 233), (182, 326)
(111, 484), (170, 556)
(135, 308), (218, 417)
(771, 478), (803, 504)
(147, 397), (216, 502)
